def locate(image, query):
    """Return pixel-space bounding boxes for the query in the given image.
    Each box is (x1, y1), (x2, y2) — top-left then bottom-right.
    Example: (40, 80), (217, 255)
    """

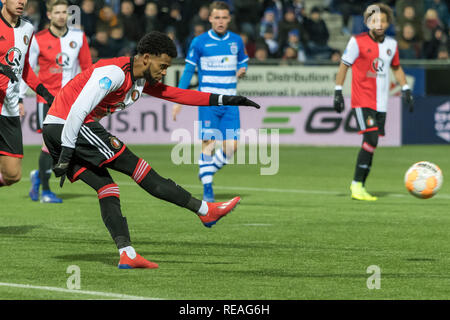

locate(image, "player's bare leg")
(222, 139), (237, 159)
(0, 156), (22, 187)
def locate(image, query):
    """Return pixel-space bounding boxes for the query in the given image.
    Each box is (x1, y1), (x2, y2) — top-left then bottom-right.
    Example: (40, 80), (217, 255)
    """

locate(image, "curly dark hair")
(364, 3), (394, 25)
(137, 31), (178, 58)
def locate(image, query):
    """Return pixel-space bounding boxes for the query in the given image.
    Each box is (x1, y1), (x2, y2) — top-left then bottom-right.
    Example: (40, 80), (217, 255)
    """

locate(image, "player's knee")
(107, 147), (140, 176)
(202, 140), (216, 155)
(223, 140), (238, 155)
(362, 132), (378, 153)
(97, 183), (120, 200)
(1, 169), (22, 185)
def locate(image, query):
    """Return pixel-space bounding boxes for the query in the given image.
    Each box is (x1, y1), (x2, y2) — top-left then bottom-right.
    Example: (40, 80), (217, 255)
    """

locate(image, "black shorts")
(0, 115), (23, 158)
(43, 122), (126, 182)
(354, 107), (386, 136)
(36, 102), (50, 132)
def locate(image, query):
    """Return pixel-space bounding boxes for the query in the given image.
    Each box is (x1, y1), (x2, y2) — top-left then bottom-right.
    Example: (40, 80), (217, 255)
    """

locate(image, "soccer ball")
(404, 161), (443, 199)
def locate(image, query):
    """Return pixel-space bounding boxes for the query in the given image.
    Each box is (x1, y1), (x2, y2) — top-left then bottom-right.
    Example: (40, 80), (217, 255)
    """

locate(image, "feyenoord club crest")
(387, 49), (392, 56)
(23, 35), (29, 45)
(367, 116), (375, 127)
(109, 136), (122, 150)
(131, 90), (140, 101)
(70, 41), (77, 49)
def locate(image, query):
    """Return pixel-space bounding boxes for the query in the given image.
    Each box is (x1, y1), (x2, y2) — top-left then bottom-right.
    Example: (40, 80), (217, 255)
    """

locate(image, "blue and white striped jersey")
(184, 29), (248, 95)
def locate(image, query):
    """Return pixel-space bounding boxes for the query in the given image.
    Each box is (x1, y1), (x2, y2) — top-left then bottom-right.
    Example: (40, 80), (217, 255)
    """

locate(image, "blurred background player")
(333, 3), (414, 201)
(0, 0), (54, 189)
(172, 1), (249, 202)
(42, 31), (259, 268)
(20, 0), (92, 203)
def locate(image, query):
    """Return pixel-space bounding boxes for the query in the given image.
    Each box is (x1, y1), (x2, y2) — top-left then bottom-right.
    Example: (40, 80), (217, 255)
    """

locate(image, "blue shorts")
(198, 105), (240, 141)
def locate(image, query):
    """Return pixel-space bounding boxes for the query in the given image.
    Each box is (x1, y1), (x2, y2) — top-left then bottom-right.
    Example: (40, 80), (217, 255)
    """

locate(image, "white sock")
(119, 246), (136, 259)
(212, 148), (228, 171)
(199, 153), (216, 185)
(197, 201), (209, 216)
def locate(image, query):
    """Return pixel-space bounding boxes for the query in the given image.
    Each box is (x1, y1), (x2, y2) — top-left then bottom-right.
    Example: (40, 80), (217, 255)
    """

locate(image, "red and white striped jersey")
(341, 32), (400, 112)
(44, 56), (213, 148)
(0, 13), (40, 116)
(20, 27), (92, 103)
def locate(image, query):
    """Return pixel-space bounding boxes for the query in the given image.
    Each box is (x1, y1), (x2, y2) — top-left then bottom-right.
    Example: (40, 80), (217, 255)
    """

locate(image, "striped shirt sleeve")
(61, 65), (125, 148)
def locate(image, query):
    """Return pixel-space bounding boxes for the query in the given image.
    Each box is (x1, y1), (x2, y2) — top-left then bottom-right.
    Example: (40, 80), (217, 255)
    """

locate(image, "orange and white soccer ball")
(404, 161), (443, 199)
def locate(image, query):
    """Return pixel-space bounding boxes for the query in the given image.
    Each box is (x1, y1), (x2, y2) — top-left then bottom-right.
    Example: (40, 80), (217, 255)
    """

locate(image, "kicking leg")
(107, 147), (241, 227)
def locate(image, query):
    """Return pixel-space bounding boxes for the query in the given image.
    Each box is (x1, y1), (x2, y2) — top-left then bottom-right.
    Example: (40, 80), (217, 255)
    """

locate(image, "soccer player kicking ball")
(20, 0), (92, 203)
(0, 0), (54, 188)
(333, 3), (414, 201)
(42, 31), (260, 269)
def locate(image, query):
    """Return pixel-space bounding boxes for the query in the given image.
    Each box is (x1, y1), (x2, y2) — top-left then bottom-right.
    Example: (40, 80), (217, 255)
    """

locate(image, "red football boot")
(199, 196), (241, 228)
(118, 252), (159, 269)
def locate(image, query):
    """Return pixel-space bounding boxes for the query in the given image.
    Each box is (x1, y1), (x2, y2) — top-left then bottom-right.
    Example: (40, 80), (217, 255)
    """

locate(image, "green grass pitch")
(1, 144), (450, 299)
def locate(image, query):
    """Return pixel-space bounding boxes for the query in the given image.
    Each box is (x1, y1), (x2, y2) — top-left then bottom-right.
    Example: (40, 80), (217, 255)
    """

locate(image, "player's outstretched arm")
(209, 93), (260, 109)
(144, 82), (260, 109)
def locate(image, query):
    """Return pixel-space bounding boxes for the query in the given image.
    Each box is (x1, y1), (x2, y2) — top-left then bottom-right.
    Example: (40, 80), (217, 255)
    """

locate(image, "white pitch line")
(21, 178), (450, 199)
(183, 184), (450, 199)
(0, 282), (162, 300)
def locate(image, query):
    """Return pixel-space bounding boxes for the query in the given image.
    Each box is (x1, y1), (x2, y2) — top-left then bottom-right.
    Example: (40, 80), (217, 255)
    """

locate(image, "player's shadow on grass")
(53, 252), (236, 266)
(54, 253), (117, 266)
(213, 193), (249, 201)
(0, 225), (40, 235)
(21, 193), (92, 201)
(334, 191), (391, 198)
(58, 193), (94, 200)
(405, 258), (436, 262)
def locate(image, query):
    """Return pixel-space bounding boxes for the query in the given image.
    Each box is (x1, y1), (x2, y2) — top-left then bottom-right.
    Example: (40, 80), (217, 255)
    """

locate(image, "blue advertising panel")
(403, 67), (425, 97)
(402, 96), (450, 144)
